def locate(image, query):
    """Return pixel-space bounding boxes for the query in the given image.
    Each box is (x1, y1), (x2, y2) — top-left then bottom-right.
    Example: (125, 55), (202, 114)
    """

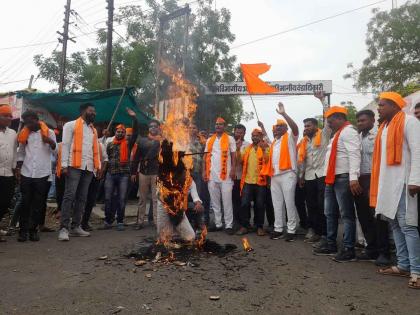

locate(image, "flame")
(196, 225), (208, 249)
(242, 237), (253, 252)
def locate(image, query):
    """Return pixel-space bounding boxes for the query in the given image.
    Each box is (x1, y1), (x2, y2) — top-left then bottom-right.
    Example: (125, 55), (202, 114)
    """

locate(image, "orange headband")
(379, 92), (406, 109)
(116, 124), (126, 131)
(0, 105), (12, 115)
(324, 106), (348, 118)
(125, 127), (133, 135)
(276, 119), (287, 126)
(252, 128), (263, 135)
(216, 117), (225, 124)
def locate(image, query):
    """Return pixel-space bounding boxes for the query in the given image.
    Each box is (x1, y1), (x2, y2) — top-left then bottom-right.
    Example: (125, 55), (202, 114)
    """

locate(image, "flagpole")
(249, 94), (260, 122)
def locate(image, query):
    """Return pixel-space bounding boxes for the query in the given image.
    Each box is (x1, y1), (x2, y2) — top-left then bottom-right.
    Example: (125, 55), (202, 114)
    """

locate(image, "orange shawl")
(325, 122), (350, 185)
(72, 117), (100, 170)
(240, 145), (267, 192)
(205, 133), (230, 181)
(369, 111), (405, 207)
(113, 137), (129, 163)
(298, 129), (321, 164)
(18, 121), (49, 144)
(56, 143), (63, 178)
(262, 133), (292, 177)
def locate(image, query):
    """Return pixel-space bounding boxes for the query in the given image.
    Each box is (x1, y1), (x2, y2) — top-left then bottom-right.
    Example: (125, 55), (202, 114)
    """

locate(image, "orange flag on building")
(240, 63), (278, 94)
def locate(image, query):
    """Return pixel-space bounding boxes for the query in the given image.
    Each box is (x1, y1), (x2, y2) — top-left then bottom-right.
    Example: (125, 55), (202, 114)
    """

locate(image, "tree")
(344, 1), (420, 95)
(33, 0), (246, 128)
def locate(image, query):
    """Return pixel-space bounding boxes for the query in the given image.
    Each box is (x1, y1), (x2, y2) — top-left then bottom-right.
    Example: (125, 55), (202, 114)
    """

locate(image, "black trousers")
(55, 175), (65, 213)
(20, 175), (50, 232)
(295, 184), (308, 229)
(265, 187), (274, 227)
(304, 176), (327, 236)
(239, 183), (266, 228)
(82, 176), (100, 227)
(0, 176), (15, 222)
(39, 181), (52, 226)
(354, 174), (390, 255)
(232, 179), (241, 226)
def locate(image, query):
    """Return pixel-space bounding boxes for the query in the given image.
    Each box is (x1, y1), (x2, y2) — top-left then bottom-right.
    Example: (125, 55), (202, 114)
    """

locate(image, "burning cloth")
(157, 180), (202, 242)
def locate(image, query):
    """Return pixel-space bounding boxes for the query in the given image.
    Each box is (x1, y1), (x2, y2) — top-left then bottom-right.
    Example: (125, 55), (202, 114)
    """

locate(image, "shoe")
(296, 226), (307, 236)
(133, 223), (144, 230)
(236, 227), (248, 235)
(58, 228), (70, 241)
(355, 242), (365, 249)
(313, 246), (337, 256)
(29, 230), (40, 242)
(284, 233), (297, 242)
(270, 231), (283, 240)
(17, 231), (28, 242)
(356, 251), (378, 262)
(81, 224), (93, 232)
(312, 237), (328, 249)
(375, 254), (392, 267)
(208, 226), (223, 232)
(116, 223), (125, 231)
(225, 228), (234, 235)
(102, 222), (113, 230)
(257, 228), (266, 236)
(305, 234), (321, 244)
(70, 226), (90, 237)
(333, 248), (357, 263)
(305, 228), (315, 239)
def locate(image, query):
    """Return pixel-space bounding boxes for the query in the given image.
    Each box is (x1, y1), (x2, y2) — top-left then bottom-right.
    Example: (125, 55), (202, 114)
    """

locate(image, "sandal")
(408, 274), (420, 289)
(378, 266), (410, 277)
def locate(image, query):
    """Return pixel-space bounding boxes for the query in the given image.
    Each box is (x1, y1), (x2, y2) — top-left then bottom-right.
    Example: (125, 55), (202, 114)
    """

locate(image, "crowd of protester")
(0, 91), (419, 289)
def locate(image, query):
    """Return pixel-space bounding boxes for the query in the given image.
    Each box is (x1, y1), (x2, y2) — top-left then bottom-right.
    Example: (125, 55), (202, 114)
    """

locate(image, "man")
(59, 103), (101, 241)
(131, 119), (162, 228)
(313, 106), (361, 262)
(16, 110), (56, 242)
(374, 92), (420, 289)
(233, 124), (249, 229)
(414, 102), (420, 120)
(262, 103), (299, 242)
(0, 105), (17, 242)
(203, 117), (236, 235)
(354, 110), (391, 265)
(298, 92), (331, 246)
(237, 128), (269, 236)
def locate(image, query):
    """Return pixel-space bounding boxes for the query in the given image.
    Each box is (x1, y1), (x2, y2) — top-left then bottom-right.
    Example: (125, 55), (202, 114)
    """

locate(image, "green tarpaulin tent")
(16, 87), (151, 125)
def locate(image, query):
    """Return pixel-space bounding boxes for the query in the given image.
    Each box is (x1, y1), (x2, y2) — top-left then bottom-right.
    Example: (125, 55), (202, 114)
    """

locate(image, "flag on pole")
(240, 63), (278, 94)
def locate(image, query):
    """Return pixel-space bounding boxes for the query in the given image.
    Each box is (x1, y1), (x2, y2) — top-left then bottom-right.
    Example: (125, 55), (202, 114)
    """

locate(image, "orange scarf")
(298, 129), (321, 164)
(72, 117), (100, 170)
(205, 133), (230, 181)
(369, 111), (405, 207)
(325, 122), (350, 185)
(56, 143), (63, 178)
(113, 137), (129, 163)
(262, 133), (292, 177)
(240, 145), (267, 192)
(18, 121), (49, 144)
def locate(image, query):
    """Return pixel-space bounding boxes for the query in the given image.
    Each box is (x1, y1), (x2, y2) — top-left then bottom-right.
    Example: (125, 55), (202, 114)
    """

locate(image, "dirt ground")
(1, 214), (419, 315)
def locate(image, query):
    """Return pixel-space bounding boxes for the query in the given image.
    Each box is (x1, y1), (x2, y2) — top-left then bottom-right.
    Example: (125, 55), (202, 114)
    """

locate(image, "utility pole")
(105, 0), (114, 89)
(57, 0), (75, 93)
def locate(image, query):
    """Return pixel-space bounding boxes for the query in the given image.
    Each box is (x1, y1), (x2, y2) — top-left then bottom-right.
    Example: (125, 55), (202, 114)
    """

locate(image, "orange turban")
(324, 106), (348, 118)
(379, 92), (406, 109)
(216, 117), (225, 124)
(125, 128), (133, 135)
(251, 128), (263, 135)
(0, 104), (12, 115)
(116, 124), (126, 131)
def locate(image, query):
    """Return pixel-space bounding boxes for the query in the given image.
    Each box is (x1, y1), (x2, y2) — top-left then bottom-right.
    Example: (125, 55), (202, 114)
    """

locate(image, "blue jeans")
(104, 173), (129, 224)
(390, 188), (420, 275)
(324, 174), (356, 249)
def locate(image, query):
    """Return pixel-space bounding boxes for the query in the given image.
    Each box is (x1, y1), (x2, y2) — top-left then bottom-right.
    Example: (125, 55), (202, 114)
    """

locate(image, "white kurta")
(375, 115), (420, 225)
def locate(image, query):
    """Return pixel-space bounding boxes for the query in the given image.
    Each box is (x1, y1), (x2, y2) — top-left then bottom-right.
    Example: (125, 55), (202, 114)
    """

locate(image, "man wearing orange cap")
(263, 102), (299, 242)
(236, 128), (269, 236)
(313, 105), (361, 262)
(373, 92), (420, 289)
(203, 117), (236, 234)
(0, 105), (17, 242)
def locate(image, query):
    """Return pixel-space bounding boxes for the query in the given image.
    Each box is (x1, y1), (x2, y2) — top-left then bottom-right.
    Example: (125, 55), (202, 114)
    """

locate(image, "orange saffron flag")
(240, 63), (278, 94)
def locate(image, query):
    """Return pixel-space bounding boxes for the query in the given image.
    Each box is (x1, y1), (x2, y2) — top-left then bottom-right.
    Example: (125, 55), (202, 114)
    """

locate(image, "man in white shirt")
(59, 103), (101, 241)
(203, 117), (236, 235)
(0, 105), (17, 242)
(16, 110), (56, 242)
(264, 103), (299, 242)
(313, 106), (361, 262)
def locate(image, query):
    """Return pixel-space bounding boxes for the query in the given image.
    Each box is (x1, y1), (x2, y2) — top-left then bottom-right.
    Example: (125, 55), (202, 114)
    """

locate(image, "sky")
(0, 0), (407, 140)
